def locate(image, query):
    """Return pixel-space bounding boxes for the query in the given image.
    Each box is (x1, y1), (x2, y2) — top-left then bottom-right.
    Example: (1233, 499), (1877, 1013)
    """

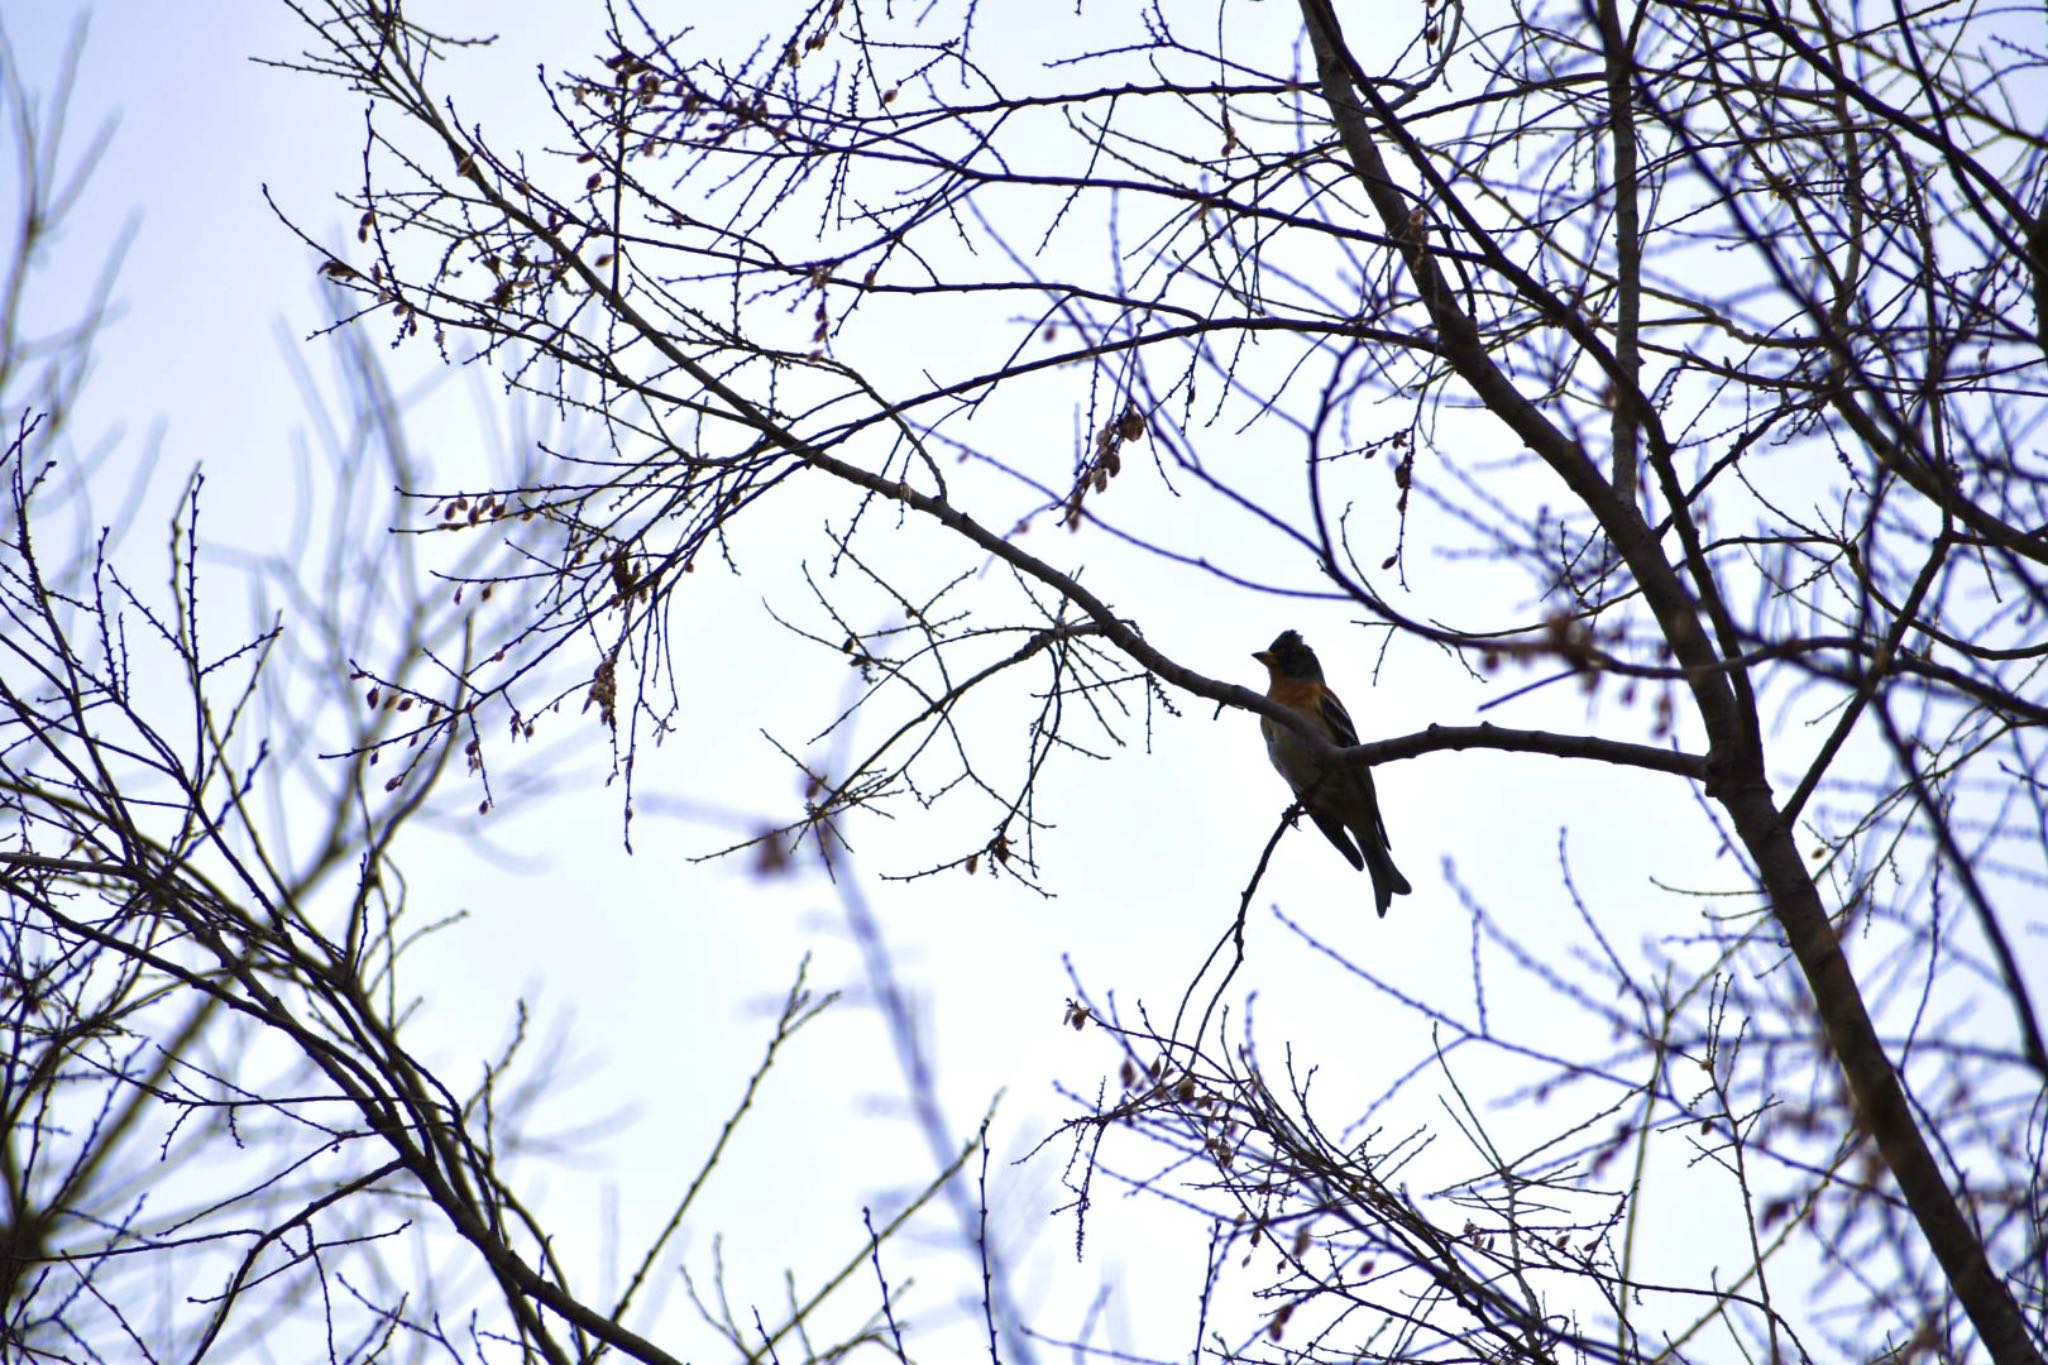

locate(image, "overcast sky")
(2, 4), (1954, 1359)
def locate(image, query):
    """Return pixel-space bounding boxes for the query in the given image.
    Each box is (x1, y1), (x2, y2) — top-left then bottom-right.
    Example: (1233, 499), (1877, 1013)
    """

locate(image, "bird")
(1252, 630), (1413, 915)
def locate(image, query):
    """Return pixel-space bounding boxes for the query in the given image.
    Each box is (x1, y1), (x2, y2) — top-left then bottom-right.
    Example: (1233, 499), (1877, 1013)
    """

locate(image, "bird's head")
(1253, 629), (1324, 682)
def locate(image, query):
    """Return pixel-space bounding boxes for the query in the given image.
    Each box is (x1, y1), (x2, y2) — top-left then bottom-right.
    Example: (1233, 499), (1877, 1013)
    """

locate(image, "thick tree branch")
(1293, 1), (2043, 1357)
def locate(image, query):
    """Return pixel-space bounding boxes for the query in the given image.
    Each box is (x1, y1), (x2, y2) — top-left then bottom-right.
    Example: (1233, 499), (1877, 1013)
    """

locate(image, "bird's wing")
(1320, 687), (1395, 848)
(1318, 687), (1360, 748)
(1308, 810), (1365, 871)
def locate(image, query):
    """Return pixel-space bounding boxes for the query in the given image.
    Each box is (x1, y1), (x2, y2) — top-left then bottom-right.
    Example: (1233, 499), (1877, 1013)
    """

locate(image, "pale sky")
(7, 4), (2018, 1361)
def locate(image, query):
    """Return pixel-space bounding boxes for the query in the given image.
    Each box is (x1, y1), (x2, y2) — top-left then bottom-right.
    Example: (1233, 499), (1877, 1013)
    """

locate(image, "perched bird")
(1252, 630), (1413, 915)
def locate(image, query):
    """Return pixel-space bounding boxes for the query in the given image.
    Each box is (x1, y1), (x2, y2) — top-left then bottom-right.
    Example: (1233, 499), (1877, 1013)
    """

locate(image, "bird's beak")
(1251, 650), (1274, 667)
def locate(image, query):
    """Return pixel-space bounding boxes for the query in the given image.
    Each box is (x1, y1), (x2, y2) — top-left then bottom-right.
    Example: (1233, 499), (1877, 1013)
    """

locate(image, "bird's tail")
(1362, 840), (1413, 918)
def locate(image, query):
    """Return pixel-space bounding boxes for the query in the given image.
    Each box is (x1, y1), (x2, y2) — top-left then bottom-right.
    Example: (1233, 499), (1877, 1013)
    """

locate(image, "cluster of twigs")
(7, 0), (2042, 1358)
(0, 35), (986, 1358)
(264, 0), (2045, 1355)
